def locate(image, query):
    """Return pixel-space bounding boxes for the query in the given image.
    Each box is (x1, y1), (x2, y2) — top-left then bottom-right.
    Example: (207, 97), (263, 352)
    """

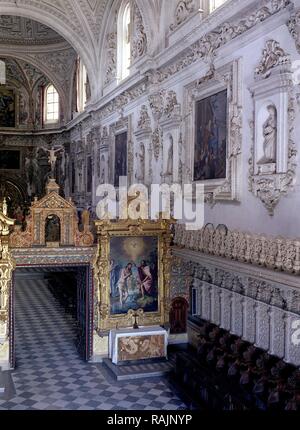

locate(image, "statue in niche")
(45, 215), (61, 243)
(165, 136), (173, 176)
(136, 143), (145, 182)
(259, 105), (277, 164)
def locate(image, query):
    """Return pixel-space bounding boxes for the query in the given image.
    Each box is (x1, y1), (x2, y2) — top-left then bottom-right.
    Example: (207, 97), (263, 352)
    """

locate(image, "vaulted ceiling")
(0, 0), (161, 98)
(0, 15), (65, 45)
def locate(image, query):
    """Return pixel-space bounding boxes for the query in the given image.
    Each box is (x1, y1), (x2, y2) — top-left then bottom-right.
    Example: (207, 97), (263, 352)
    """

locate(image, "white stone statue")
(165, 136), (173, 176)
(260, 105), (277, 164)
(42, 146), (65, 178)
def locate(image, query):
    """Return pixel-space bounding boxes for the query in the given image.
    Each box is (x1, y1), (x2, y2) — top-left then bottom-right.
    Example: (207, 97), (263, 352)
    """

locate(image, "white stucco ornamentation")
(169, 0), (195, 32)
(131, 1), (147, 61)
(287, 8), (300, 54)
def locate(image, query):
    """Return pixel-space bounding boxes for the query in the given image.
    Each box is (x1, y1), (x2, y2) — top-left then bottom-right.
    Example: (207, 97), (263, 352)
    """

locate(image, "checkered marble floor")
(0, 276), (190, 411)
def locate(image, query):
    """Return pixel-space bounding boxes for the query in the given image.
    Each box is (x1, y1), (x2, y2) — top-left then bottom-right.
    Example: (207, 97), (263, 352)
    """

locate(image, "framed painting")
(184, 59), (243, 202)
(194, 90), (227, 182)
(94, 217), (173, 332)
(114, 131), (127, 187)
(0, 88), (15, 128)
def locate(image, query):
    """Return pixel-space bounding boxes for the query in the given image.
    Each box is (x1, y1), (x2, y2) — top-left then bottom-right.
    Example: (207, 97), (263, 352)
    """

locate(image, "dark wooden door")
(170, 297), (189, 334)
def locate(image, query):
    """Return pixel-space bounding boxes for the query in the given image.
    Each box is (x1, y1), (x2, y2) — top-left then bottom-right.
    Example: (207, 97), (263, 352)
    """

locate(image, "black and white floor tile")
(0, 277), (189, 411)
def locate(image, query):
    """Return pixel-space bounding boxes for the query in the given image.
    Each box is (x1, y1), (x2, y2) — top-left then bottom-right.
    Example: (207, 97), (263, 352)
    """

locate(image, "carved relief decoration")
(131, 1), (147, 60)
(255, 39), (291, 79)
(137, 105), (151, 130)
(174, 223), (300, 276)
(0, 199), (15, 343)
(148, 0), (291, 85)
(173, 252), (300, 366)
(104, 12), (117, 86)
(169, 0), (195, 32)
(287, 8), (300, 54)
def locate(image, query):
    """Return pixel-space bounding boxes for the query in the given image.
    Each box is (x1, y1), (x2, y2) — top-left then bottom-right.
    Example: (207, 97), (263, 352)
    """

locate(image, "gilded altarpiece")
(9, 179), (94, 248)
(94, 218), (173, 333)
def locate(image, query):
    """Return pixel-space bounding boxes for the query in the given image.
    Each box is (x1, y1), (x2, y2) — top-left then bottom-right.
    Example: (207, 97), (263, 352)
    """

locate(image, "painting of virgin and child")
(109, 236), (158, 315)
(194, 90), (227, 181)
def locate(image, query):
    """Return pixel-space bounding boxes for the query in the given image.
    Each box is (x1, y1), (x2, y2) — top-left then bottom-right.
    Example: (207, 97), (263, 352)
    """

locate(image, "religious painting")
(114, 131), (127, 187)
(0, 150), (20, 170)
(0, 88), (15, 127)
(109, 236), (159, 316)
(194, 90), (227, 181)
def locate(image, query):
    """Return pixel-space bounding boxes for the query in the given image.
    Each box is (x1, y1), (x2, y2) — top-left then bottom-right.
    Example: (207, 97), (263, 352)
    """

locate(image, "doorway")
(10, 265), (93, 369)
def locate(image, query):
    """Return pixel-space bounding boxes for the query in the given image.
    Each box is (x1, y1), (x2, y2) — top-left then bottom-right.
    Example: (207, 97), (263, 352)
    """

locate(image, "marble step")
(102, 357), (173, 381)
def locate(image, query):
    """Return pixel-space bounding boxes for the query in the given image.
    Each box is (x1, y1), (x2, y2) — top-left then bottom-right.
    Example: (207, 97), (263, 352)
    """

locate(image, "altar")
(109, 326), (168, 365)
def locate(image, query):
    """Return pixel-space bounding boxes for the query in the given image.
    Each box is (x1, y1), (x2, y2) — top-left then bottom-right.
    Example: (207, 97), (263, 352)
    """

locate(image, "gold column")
(0, 199), (15, 368)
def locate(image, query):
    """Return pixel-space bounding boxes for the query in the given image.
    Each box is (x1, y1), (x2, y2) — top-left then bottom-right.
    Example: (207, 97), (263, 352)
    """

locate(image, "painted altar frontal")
(109, 326), (168, 365)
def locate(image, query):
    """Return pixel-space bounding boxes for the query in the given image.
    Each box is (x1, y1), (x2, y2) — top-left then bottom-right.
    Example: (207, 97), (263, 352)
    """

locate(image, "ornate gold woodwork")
(94, 217), (173, 333)
(10, 179), (94, 248)
(0, 199), (15, 342)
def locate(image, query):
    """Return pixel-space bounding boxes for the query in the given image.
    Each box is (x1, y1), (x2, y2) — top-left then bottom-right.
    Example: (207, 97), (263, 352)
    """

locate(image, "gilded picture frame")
(94, 217), (173, 333)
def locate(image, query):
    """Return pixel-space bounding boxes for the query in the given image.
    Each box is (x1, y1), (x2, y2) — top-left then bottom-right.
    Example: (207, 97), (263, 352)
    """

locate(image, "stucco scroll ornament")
(105, 31), (117, 85)
(287, 8), (300, 54)
(149, 89), (180, 121)
(151, 127), (162, 161)
(149, 90), (165, 121)
(131, 2), (147, 60)
(170, 0), (195, 32)
(255, 40), (290, 79)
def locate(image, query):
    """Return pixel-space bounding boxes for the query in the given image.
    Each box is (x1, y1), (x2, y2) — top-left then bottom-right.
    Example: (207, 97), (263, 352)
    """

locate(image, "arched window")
(45, 84), (59, 124)
(210, 0), (227, 12)
(76, 57), (88, 112)
(117, 1), (131, 81)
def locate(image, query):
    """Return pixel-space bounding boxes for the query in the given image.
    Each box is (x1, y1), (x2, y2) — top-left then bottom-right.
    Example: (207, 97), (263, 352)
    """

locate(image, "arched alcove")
(45, 214), (61, 243)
